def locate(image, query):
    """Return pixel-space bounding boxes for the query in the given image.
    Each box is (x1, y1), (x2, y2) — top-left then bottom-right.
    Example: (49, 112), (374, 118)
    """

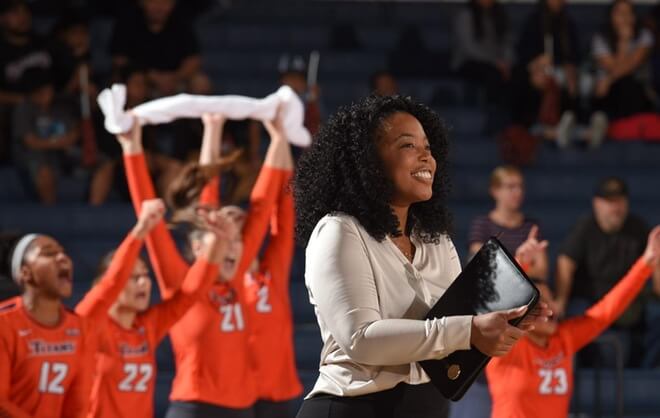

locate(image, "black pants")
(458, 60), (509, 105)
(296, 383), (449, 418)
(593, 75), (654, 121)
(255, 399), (293, 418)
(166, 401), (255, 418)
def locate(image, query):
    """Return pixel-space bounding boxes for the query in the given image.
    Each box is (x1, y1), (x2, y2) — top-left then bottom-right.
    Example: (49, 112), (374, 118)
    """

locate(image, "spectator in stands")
(278, 54), (322, 137)
(456, 166), (549, 418)
(468, 165), (548, 280)
(554, 177), (660, 366)
(369, 70), (399, 96)
(451, 0), (513, 104)
(49, 14), (96, 97)
(590, 0), (656, 141)
(110, 0), (209, 98)
(0, 0), (53, 163)
(11, 68), (79, 205)
(510, 0), (580, 147)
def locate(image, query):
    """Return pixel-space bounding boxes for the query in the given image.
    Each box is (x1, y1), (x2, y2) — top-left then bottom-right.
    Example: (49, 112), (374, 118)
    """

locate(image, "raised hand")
(263, 106), (286, 143)
(116, 114), (143, 155)
(643, 226), (660, 265)
(133, 199), (166, 239)
(515, 225), (549, 269)
(197, 210), (240, 264)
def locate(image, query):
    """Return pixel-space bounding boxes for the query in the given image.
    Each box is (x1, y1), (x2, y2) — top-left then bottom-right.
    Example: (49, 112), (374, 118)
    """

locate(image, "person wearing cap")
(554, 177), (660, 365)
(278, 54), (322, 137)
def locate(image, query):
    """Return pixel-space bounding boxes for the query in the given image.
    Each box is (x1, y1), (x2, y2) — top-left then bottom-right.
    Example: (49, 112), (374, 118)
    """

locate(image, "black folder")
(419, 237), (540, 401)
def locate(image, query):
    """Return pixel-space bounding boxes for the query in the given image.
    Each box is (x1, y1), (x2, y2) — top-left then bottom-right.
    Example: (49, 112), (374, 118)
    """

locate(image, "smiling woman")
(293, 95), (547, 418)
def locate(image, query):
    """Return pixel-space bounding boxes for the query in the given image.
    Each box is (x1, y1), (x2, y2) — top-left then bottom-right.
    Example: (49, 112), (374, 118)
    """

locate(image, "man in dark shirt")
(0, 0), (52, 163)
(555, 177), (660, 364)
(110, 0), (207, 97)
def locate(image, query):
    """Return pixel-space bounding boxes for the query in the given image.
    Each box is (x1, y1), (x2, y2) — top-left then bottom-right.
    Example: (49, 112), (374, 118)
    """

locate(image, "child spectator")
(12, 68), (79, 205)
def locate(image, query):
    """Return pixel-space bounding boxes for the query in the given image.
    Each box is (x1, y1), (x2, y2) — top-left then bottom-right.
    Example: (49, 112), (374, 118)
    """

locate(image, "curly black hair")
(294, 94), (452, 246)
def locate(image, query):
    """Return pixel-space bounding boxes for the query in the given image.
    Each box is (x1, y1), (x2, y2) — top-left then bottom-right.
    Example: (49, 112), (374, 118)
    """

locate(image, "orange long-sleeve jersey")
(204, 170), (302, 401)
(74, 232), (219, 418)
(0, 297), (96, 418)
(486, 258), (654, 418)
(123, 153), (283, 408)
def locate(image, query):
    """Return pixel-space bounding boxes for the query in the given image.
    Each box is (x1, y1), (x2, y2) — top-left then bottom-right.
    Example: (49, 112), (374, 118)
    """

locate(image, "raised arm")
(233, 118), (290, 279)
(75, 199), (164, 319)
(259, 146), (295, 296)
(514, 225), (549, 277)
(145, 211), (235, 343)
(117, 123), (189, 297)
(198, 113), (225, 208)
(562, 226), (660, 353)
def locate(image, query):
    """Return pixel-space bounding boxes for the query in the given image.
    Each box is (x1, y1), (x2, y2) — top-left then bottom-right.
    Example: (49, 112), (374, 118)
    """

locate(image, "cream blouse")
(304, 213), (473, 398)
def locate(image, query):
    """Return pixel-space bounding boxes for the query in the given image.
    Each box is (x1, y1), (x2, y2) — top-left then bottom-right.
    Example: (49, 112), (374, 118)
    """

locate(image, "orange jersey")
(0, 297), (96, 418)
(74, 232), (219, 418)
(123, 153), (283, 408)
(486, 258), (654, 418)
(243, 171), (302, 401)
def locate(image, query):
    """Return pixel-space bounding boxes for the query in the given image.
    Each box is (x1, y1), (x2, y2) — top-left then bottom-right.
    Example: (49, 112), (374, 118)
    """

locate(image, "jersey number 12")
(39, 362), (68, 394)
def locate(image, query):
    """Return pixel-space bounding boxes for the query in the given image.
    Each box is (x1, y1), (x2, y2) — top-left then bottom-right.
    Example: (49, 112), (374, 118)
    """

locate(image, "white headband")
(11, 234), (38, 284)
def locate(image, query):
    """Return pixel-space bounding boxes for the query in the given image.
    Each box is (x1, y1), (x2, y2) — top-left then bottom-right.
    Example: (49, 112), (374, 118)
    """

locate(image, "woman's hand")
(116, 115), (143, 155)
(263, 106), (286, 143)
(471, 306), (528, 357)
(471, 301), (552, 357)
(197, 209), (239, 264)
(132, 198), (166, 239)
(642, 226), (660, 266)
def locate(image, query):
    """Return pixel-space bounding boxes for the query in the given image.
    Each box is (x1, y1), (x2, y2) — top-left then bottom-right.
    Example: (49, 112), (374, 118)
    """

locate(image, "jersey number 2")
(39, 362), (68, 394)
(539, 368), (568, 395)
(256, 286), (272, 313)
(118, 363), (153, 392)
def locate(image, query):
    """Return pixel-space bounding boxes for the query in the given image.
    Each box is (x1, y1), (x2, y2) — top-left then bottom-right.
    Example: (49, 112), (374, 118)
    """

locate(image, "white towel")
(96, 84), (311, 147)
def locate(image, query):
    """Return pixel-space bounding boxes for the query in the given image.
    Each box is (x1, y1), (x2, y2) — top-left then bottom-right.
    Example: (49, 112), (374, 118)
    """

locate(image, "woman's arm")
(233, 119), (289, 280)
(146, 212), (234, 343)
(562, 226), (660, 353)
(307, 218), (473, 365)
(75, 199), (164, 318)
(117, 123), (189, 298)
(259, 170), (295, 297)
(594, 32), (652, 82)
(198, 113), (225, 208)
